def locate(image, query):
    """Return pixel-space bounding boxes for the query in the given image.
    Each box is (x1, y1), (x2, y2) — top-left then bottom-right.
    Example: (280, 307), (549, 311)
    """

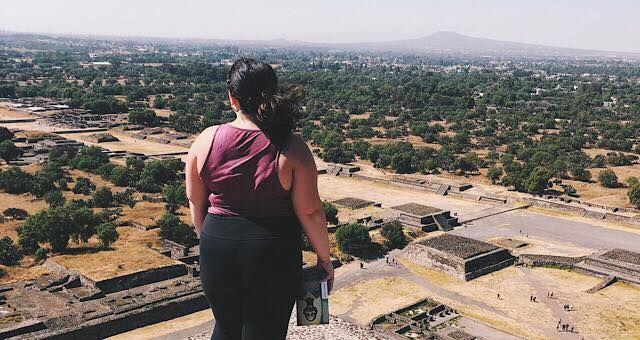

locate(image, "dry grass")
(330, 276), (428, 324)
(400, 253), (640, 340)
(0, 258), (50, 284)
(59, 131), (188, 156)
(52, 228), (177, 281)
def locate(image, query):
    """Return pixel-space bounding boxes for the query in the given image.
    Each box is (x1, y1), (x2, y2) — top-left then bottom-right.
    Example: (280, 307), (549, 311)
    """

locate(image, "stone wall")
(81, 264), (188, 294)
(28, 292), (209, 340)
(401, 244), (466, 280)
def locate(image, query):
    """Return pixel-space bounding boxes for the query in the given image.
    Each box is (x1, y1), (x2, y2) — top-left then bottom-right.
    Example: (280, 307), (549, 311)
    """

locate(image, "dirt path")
(519, 267), (583, 339)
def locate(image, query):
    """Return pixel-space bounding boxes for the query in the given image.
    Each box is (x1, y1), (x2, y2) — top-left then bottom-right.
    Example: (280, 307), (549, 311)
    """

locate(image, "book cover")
(296, 266), (330, 325)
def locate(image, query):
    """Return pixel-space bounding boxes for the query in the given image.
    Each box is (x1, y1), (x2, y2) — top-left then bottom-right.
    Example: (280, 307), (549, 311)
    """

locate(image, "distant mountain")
(336, 31), (636, 58)
(224, 31), (638, 58)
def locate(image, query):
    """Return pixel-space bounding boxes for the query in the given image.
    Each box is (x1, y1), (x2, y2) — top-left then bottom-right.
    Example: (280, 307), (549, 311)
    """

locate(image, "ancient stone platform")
(388, 203), (459, 232)
(574, 249), (640, 286)
(401, 234), (515, 281)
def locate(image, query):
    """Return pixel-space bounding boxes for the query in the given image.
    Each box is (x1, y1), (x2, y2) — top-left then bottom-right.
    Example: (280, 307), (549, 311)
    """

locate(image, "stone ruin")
(46, 110), (128, 129)
(12, 133), (84, 165)
(326, 163), (361, 176)
(369, 298), (481, 340)
(401, 234), (515, 281)
(332, 197), (381, 210)
(574, 248), (640, 286)
(388, 203), (459, 232)
(0, 242), (207, 339)
(87, 133), (119, 143)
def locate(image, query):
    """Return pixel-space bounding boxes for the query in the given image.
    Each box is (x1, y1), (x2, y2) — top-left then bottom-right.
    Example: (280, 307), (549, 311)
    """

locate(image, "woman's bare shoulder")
(284, 134), (314, 165)
(189, 126), (218, 156)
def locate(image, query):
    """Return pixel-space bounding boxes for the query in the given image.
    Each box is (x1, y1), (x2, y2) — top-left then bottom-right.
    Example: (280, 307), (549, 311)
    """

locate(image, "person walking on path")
(186, 58), (333, 340)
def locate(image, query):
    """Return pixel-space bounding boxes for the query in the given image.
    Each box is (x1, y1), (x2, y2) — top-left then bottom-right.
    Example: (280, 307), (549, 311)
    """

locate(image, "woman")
(185, 58), (333, 340)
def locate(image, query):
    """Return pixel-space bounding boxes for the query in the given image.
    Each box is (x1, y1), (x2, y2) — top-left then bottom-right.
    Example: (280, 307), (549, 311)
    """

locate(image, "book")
(296, 266), (330, 325)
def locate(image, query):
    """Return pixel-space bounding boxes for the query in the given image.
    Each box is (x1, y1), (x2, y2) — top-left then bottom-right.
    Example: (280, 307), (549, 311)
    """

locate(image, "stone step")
(436, 184), (450, 196)
(586, 275), (617, 294)
(433, 214), (453, 231)
(583, 210), (606, 220)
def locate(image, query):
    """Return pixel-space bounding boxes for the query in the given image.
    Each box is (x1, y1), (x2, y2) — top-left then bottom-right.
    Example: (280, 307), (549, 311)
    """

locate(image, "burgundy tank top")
(201, 124), (293, 217)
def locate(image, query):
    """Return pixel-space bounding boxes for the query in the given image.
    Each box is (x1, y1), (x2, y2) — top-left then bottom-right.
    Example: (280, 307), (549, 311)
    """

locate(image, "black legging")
(199, 214), (302, 340)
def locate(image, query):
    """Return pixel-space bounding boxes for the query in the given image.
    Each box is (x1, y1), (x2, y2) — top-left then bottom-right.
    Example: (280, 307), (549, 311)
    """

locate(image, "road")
(453, 210), (640, 253)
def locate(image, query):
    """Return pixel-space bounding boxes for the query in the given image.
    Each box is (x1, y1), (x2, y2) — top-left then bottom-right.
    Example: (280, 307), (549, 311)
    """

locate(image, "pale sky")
(2, 0), (640, 52)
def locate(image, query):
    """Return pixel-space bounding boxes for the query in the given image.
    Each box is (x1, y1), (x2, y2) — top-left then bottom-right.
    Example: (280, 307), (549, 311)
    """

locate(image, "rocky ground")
(185, 313), (379, 340)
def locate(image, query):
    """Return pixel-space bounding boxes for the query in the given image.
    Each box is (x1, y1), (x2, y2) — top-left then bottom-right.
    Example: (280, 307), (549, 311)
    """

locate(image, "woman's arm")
(289, 136), (334, 290)
(185, 126), (217, 235)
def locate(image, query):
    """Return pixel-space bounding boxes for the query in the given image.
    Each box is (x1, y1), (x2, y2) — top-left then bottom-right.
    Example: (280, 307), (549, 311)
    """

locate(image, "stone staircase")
(436, 184), (450, 196)
(583, 210), (606, 219)
(433, 214), (453, 231)
(586, 275), (617, 294)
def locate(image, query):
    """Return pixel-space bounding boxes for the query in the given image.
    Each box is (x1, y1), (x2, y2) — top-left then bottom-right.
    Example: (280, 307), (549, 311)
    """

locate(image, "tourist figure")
(186, 59), (333, 340)
(360, 262), (364, 269)
(571, 326), (574, 333)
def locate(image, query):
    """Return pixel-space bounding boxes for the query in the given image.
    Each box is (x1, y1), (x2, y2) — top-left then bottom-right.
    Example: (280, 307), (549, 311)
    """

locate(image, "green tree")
(163, 183), (187, 213)
(322, 201), (339, 225)
(128, 109), (159, 126)
(563, 185), (578, 197)
(157, 211), (197, 246)
(598, 169), (619, 188)
(92, 187), (114, 208)
(335, 223), (370, 254)
(0, 236), (21, 266)
(487, 166), (503, 184)
(34, 247), (48, 261)
(96, 223), (119, 248)
(0, 140), (22, 161)
(380, 221), (406, 249)
(0, 167), (33, 194)
(571, 167), (592, 182)
(30, 173), (56, 198)
(523, 167), (552, 195)
(114, 188), (136, 208)
(44, 190), (66, 208)
(0, 127), (13, 142)
(72, 177), (95, 195)
(628, 183), (640, 208)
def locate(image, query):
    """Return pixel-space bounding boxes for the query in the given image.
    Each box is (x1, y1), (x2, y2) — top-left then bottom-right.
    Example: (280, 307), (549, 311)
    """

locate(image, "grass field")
(52, 227), (176, 281)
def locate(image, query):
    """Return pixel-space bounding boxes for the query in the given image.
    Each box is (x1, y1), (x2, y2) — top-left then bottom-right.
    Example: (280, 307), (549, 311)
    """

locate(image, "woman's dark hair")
(227, 58), (301, 148)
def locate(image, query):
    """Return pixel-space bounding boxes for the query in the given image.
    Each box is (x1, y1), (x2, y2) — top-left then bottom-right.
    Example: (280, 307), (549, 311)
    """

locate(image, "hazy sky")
(2, 0), (640, 52)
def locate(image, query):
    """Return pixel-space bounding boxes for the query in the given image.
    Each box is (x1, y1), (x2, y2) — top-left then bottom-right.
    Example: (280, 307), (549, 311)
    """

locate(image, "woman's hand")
(317, 258), (334, 294)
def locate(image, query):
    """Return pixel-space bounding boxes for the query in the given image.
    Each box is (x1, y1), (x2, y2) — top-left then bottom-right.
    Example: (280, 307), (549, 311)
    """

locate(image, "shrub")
(16, 225), (38, 254)
(163, 182), (187, 213)
(563, 185), (578, 197)
(628, 183), (640, 209)
(114, 188), (136, 208)
(487, 166), (503, 184)
(96, 223), (119, 248)
(335, 223), (370, 253)
(92, 187), (114, 208)
(34, 247), (48, 261)
(0, 167), (33, 194)
(322, 201), (339, 225)
(0, 140), (22, 161)
(157, 211), (197, 246)
(44, 190), (66, 208)
(72, 177), (95, 195)
(380, 221), (406, 249)
(3, 208), (28, 220)
(0, 236), (21, 266)
(598, 169), (619, 188)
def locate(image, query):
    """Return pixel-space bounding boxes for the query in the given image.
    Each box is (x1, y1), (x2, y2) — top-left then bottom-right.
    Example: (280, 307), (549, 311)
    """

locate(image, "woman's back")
(201, 123), (293, 217)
